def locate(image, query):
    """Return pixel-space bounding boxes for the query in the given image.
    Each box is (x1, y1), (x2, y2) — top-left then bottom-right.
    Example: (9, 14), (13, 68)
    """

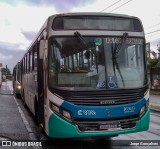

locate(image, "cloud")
(0, 0), (17, 6)
(21, 31), (37, 41)
(1, 0), (95, 12)
(0, 41), (27, 51)
(0, 41), (27, 71)
(0, 48), (25, 72)
(150, 39), (160, 51)
(0, 53), (13, 60)
(49, 0), (96, 12)
(0, 3), (55, 52)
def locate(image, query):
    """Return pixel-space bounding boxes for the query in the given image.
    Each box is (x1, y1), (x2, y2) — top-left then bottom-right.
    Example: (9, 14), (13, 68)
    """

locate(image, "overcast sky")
(0, 0), (160, 72)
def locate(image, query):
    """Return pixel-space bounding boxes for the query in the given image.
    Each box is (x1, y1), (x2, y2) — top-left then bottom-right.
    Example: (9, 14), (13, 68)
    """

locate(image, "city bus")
(13, 62), (22, 97)
(19, 12), (150, 138)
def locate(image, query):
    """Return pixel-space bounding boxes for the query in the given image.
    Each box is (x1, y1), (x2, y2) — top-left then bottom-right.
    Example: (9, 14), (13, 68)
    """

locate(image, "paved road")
(150, 94), (160, 105)
(0, 81), (160, 149)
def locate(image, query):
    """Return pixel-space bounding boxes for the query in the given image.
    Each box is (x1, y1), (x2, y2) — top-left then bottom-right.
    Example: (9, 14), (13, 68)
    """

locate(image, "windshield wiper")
(74, 31), (98, 73)
(112, 32), (128, 88)
(74, 31), (89, 49)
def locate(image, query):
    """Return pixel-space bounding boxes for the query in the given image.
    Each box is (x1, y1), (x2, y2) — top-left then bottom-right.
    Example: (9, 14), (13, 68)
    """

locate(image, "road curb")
(150, 108), (160, 113)
(13, 96), (43, 149)
(150, 102), (160, 113)
(13, 96), (36, 139)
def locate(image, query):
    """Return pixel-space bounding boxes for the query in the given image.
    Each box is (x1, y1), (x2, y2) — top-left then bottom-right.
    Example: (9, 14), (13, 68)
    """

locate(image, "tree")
(147, 41), (160, 71)
(1, 67), (11, 75)
(155, 59), (160, 67)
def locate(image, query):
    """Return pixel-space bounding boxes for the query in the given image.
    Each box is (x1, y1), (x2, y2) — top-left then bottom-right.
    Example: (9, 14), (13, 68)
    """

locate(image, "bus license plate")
(99, 123), (117, 130)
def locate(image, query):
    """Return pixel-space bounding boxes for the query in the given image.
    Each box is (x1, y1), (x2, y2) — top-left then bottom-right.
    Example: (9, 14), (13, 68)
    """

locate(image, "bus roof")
(48, 12), (141, 20)
(22, 12), (143, 58)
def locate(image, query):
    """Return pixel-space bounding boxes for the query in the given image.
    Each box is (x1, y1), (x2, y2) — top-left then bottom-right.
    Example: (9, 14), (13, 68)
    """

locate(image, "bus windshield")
(48, 36), (147, 90)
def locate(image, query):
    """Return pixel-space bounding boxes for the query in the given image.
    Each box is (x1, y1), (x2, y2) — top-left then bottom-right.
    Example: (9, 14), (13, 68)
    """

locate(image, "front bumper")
(48, 108), (150, 138)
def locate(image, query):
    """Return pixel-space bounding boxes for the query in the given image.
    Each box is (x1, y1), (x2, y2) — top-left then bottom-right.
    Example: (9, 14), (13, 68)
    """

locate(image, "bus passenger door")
(37, 41), (45, 128)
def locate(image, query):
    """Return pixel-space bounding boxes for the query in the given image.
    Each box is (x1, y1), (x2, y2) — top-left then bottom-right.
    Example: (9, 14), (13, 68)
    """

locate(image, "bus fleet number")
(77, 110), (96, 116)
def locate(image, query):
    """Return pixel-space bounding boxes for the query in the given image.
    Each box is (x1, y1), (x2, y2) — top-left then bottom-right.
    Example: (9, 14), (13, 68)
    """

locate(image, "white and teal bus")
(19, 12), (150, 138)
(13, 62), (22, 97)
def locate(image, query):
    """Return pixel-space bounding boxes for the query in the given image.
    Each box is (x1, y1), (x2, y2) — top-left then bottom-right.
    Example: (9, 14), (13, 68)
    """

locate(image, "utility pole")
(146, 42), (150, 58)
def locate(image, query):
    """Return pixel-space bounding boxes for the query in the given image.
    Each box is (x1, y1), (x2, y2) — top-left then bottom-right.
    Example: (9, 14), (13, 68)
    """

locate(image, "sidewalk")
(150, 92), (160, 112)
(0, 95), (31, 140)
(0, 81), (31, 141)
(0, 81), (13, 95)
(150, 90), (160, 95)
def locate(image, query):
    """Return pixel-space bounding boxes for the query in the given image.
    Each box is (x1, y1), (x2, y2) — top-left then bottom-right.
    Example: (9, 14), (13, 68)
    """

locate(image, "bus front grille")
(68, 92), (143, 106)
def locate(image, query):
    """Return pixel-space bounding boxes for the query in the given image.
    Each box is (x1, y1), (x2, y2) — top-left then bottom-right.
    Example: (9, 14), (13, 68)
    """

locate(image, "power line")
(146, 33), (160, 38)
(100, 0), (123, 12)
(145, 29), (160, 35)
(148, 22), (160, 29)
(109, 0), (133, 13)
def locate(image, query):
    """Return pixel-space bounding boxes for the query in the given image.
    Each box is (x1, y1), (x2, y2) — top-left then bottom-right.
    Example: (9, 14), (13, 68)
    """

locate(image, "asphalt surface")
(0, 81), (160, 149)
(0, 82), (34, 149)
(150, 94), (160, 105)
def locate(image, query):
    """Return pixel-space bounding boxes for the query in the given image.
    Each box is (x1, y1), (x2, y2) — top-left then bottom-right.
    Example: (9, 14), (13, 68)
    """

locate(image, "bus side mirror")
(39, 40), (46, 59)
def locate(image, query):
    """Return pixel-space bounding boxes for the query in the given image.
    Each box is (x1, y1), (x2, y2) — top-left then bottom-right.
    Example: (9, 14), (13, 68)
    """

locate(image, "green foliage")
(147, 58), (160, 72)
(6, 75), (12, 80)
(155, 59), (160, 67)
(1, 67), (11, 75)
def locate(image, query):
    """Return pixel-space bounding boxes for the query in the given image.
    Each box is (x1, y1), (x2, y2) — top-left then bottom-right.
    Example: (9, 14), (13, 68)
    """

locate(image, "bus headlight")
(140, 106), (145, 117)
(50, 102), (60, 114)
(146, 99), (149, 108)
(62, 110), (71, 121)
(17, 85), (21, 89)
(140, 100), (149, 118)
(49, 101), (72, 122)
(144, 90), (149, 100)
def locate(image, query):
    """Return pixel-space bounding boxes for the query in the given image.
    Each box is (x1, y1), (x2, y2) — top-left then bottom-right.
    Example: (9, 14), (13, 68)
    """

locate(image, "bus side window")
(27, 52), (30, 72)
(30, 50), (33, 72)
(24, 58), (25, 74)
(25, 55), (27, 73)
(33, 48), (37, 71)
(23, 58), (24, 74)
